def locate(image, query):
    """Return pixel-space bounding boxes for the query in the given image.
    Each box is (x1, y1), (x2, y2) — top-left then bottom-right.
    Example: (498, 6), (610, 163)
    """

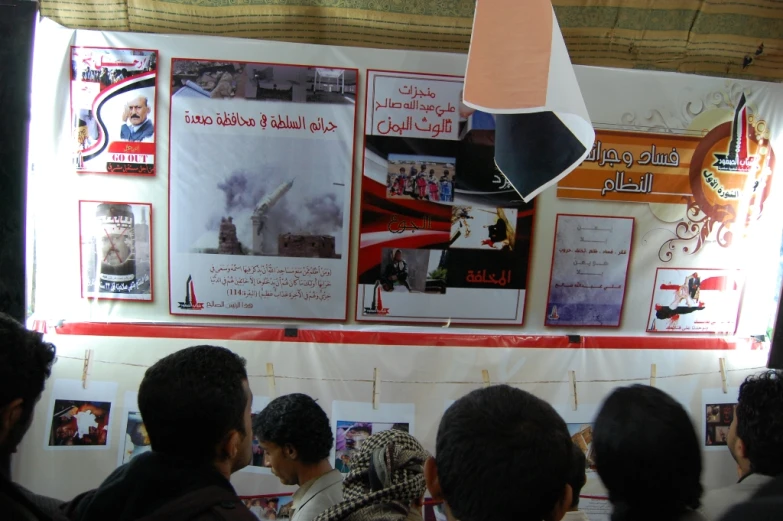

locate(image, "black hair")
(138, 345), (248, 462)
(736, 370), (783, 475)
(593, 385), (702, 521)
(0, 313), (56, 439)
(567, 443), (587, 508)
(253, 393), (333, 465)
(436, 385), (573, 521)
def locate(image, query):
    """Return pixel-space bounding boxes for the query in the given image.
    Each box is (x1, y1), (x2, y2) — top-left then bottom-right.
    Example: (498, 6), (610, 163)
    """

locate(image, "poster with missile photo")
(355, 70), (534, 324)
(70, 47), (157, 174)
(169, 60), (357, 320)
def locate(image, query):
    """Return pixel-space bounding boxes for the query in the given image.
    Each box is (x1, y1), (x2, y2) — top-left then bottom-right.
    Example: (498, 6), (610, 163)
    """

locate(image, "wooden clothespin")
(481, 369), (491, 387)
(266, 363), (277, 398)
(719, 358), (728, 394)
(372, 368), (381, 410)
(650, 364), (657, 388)
(81, 349), (94, 389)
(569, 370), (578, 411)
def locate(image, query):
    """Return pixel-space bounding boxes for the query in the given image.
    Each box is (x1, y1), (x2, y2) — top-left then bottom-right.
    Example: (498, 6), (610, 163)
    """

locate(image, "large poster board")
(169, 60), (357, 320)
(355, 70), (534, 325)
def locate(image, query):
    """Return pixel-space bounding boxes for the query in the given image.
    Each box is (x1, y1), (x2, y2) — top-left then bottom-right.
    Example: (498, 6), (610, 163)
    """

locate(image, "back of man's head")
(431, 385), (573, 521)
(593, 385), (702, 520)
(0, 313), (56, 452)
(253, 393), (333, 465)
(138, 345), (248, 462)
(736, 370), (783, 475)
(567, 443), (587, 509)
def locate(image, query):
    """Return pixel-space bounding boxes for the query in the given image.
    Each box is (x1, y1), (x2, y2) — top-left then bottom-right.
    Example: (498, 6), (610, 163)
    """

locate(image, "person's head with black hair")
(729, 369), (783, 477)
(425, 385), (574, 521)
(593, 385), (702, 521)
(253, 393), (334, 486)
(138, 345), (253, 477)
(0, 313), (57, 460)
(566, 444), (587, 511)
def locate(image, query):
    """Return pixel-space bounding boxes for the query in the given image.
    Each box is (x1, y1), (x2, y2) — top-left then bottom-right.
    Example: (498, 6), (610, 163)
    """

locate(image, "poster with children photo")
(386, 154), (455, 203)
(44, 379), (117, 450)
(331, 401), (416, 474)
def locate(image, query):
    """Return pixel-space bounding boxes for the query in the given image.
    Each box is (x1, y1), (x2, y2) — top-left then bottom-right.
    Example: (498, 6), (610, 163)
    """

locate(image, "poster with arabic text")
(168, 60), (357, 320)
(356, 70), (534, 324)
(545, 215), (633, 327)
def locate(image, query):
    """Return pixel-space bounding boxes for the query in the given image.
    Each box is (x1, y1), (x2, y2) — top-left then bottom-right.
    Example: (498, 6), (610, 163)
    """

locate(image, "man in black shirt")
(0, 313), (60, 521)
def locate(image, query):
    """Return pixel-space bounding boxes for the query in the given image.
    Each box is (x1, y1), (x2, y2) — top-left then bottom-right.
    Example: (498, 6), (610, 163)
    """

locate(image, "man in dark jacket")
(63, 345), (257, 521)
(0, 313), (61, 521)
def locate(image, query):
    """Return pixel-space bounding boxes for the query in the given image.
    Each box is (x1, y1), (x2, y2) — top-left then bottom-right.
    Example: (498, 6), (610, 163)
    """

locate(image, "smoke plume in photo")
(170, 127), (351, 256)
(212, 169), (343, 255)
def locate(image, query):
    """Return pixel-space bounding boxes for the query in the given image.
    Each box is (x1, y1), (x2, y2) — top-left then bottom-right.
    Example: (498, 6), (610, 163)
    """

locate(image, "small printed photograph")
(241, 496), (294, 520)
(450, 206), (517, 251)
(387, 154), (455, 203)
(335, 421), (410, 473)
(49, 400), (111, 447)
(121, 411), (151, 464)
(171, 61), (357, 103)
(80, 201), (152, 300)
(568, 424), (597, 472)
(647, 269), (742, 333)
(376, 248), (447, 294)
(705, 403), (735, 447)
(72, 47), (157, 89)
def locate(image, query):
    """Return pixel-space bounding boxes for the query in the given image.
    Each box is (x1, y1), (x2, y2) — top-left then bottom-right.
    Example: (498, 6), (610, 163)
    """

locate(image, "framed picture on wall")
(70, 46), (158, 175)
(79, 200), (153, 301)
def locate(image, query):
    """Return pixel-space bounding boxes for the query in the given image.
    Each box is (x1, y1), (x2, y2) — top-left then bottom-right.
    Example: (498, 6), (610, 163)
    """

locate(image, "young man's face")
(394, 251), (402, 262)
(260, 440), (300, 486)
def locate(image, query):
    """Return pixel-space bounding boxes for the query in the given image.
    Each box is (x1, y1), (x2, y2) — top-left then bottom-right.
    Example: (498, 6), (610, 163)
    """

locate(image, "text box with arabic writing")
(557, 130), (702, 204)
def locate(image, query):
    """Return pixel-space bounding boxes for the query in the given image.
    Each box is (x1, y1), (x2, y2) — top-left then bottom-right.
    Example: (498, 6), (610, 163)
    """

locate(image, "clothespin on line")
(650, 364), (657, 388)
(481, 369), (491, 387)
(266, 363), (277, 398)
(81, 349), (94, 389)
(372, 368), (381, 410)
(719, 358), (728, 394)
(569, 370), (578, 411)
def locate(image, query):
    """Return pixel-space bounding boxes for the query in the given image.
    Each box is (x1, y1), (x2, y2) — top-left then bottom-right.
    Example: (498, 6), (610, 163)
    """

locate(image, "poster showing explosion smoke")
(355, 70), (534, 324)
(168, 59), (357, 319)
(71, 47), (157, 174)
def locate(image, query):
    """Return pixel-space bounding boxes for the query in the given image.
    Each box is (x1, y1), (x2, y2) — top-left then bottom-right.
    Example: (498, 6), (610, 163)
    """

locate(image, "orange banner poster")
(557, 130), (701, 204)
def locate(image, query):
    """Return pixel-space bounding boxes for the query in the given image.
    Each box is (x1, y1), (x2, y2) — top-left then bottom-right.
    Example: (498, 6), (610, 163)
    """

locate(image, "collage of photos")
(335, 421), (410, 473)
(71, 47), (157, 174)
(121, 410), (151, 463)
(241, 496), (294, 520)
(705, 403), (735, 447)
(387, 154), (455, 203)
(48, 400), (111, 447)
(79, 201), (152, 301)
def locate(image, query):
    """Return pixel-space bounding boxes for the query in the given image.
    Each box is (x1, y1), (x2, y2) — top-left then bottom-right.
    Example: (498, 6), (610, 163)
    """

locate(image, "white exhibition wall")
(14, 18), (783, 507)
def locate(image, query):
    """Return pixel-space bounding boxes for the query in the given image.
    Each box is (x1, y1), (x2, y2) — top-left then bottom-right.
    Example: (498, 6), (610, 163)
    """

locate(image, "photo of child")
(387, 154), (455, 203)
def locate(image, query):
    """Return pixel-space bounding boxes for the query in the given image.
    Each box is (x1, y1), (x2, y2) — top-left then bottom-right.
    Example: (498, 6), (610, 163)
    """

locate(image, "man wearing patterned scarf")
(314, 429), (428, 521)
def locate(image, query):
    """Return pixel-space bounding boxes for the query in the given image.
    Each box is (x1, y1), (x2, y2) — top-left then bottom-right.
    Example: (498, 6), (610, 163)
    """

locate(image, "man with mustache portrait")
(120, 96), (154, 142)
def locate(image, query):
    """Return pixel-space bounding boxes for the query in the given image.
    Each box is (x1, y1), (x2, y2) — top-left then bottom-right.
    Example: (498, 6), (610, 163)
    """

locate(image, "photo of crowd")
(241, 496), (294, 520)
(705, 403), (735, 446)
(48, 400), (111, 447)
(71, 49), (157, 90)
(121, 411), (151, 463)
(386, 154), (455, 203)
(334, 421), (410, 473)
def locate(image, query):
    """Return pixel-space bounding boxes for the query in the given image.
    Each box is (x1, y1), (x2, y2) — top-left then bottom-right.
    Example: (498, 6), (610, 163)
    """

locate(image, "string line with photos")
(52, 353), (765, 388)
